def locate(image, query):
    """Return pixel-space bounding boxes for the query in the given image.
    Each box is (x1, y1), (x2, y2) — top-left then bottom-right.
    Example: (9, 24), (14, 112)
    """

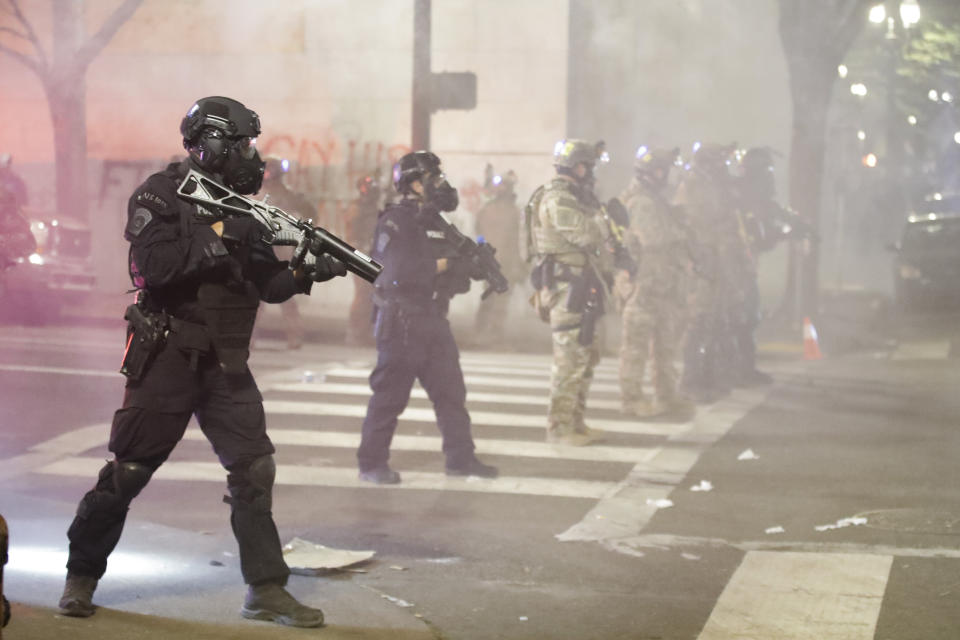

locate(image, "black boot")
(446, 456), (498, 478)
(241, 583), (324, 628)
(58, 573), (98, 617)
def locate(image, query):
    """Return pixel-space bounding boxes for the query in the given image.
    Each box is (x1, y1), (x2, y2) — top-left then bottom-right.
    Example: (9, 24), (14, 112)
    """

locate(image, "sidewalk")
(2, 490), (433, 639)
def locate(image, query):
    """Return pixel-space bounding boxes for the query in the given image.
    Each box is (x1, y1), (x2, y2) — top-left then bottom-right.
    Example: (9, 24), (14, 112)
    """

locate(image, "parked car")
(0, 210), (95, 322)
(889, 198), (960, 310)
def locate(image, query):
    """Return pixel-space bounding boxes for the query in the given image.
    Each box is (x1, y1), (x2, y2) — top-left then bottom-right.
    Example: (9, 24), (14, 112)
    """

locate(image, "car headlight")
(898, 264), (922, 280)
(28, 253), (45, 266)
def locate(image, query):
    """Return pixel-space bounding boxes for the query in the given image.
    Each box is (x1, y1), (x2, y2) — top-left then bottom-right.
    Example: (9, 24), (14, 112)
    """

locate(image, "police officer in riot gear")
(357, 150), (498, 484)
(59, 96), (343, 627)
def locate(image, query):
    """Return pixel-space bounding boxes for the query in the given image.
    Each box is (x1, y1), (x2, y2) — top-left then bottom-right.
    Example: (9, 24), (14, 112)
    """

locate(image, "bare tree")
(778, 0), (872, 320)
(0, 0), (143, 222)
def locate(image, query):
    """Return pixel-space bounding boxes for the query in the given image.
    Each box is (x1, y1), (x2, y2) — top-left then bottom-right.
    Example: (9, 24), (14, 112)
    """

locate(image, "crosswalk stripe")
(0, 363), (119, 378)
(182, 428), (658, 463)
(891, 340), (951, 360)
(262, 399), (683, 436)
(322, 367), (622, 393)
(265, 381), (626, 411)
(35, 456), (617, 499)
(447, 362), (620, 381)
(697, 551), (892, 639)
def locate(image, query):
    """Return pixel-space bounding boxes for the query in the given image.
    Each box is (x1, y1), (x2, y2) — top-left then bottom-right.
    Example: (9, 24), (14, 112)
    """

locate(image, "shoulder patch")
(127, 207), (153, 237)
(136, 190), (169, 210)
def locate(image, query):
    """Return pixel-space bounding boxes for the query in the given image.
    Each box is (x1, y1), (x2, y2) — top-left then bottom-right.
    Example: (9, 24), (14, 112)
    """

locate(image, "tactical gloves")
(305, 255), (347, 282)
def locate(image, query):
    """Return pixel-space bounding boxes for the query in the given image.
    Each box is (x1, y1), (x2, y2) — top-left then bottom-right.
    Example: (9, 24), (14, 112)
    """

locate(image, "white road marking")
(35, 456), (617, 499)
(321, 367), (623, 393)
(263, 399), (682, 435)
(0, 363), (119, 378)
(891, 340), (951, 361)
(265, 381), (625, 411)
(0, 423), (112, 480)
(182, 428), (658, 464)
(441, 361), (620, 381)
(557, 389), (768, 544)
(697, 551), (892, 640)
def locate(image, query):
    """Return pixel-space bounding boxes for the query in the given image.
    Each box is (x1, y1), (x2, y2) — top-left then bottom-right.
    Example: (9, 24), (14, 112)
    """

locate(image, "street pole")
(412, 0), (431, 151)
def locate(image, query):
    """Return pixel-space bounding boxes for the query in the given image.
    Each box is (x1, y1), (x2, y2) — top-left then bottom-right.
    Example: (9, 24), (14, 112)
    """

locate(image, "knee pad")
(76, 460), (154, 519)
(225, 455), (275, 513)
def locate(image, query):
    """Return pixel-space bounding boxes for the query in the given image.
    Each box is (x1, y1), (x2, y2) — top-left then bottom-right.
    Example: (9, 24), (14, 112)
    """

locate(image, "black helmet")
(741, 147), (776, 175)
(180, 96), (261, 143)
(180, 96), (264, 194)
(392, 151), (442, 193)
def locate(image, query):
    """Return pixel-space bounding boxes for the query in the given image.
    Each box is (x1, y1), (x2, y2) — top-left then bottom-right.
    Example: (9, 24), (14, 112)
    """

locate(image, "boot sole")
(241, 606), (324, 628)
(58, 602), (96, 618)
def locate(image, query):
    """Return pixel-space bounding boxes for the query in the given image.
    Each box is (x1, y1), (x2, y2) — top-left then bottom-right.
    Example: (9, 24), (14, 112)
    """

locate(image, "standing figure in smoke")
(0, 184), (36, 270)
(617, 146), (695, 419)
(356, 151), (498, 484)
(524, 139), (613, 446)
(256, 155), (316, 349)
(673, 142), (742, 403)
(344, 172), (382, 346)
(58, 97), (347, 627)
(474, 166), (524, 347)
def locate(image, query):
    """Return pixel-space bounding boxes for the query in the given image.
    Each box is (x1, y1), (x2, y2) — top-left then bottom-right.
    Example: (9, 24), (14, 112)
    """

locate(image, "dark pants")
(357, 307), (475, 471)
(65, 342), (289, 586)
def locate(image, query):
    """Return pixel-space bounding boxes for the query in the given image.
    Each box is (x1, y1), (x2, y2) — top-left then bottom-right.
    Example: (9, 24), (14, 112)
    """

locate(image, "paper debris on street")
(283, 537), (376, 573)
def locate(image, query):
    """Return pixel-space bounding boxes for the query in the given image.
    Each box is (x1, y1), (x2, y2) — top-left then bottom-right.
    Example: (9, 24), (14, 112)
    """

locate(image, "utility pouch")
(197, 281), (260, 375)
(565, 273), (589, 313)
(119, 302), (168, 381)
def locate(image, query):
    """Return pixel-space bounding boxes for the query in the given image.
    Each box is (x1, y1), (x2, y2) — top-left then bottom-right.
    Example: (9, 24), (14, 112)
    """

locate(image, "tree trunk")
(783, 57), (834, 321)
(45, 77), (88, 222)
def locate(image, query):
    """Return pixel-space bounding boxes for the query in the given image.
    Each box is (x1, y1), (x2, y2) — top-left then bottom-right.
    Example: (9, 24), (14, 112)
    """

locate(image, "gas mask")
(423, 172), (459, 212)
(222, 136), (264, 195)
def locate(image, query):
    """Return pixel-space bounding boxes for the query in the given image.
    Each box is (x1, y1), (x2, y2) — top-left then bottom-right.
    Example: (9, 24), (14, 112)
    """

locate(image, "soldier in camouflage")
(673, 143), (740, 403)
(617, 146), (695, 419)
(525, 139), (612, 446)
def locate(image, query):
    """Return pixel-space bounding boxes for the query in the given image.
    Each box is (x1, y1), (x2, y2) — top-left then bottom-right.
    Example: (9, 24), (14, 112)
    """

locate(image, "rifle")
(603, 197), (638, 276)
(176, 169), (383, 283)
(431, 212), (509, 300)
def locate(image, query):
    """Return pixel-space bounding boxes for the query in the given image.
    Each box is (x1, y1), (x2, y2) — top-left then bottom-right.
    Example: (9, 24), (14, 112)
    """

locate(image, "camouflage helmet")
(553, 139), (596, 170)
(634, 145), (680, 175)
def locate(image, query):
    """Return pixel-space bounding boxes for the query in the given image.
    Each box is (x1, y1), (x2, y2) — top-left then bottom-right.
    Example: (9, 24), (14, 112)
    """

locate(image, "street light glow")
(869, 4), (886, 23)
(900, 0), (920, 28)
(863, 153), (878, 168)
(857, 130), (866, 141)
(838, 64), (849, 79)
(850, 83), (868, 97)
(954, 131), (960, 144)
(908, 115), (918, 125)
(928, 89), (939, 102)
(942, 91), (953, 103)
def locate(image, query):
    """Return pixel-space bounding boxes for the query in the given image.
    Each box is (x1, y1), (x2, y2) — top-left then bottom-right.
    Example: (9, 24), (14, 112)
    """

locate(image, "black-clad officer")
(58, 97), (345, 627)
(356, 151), (498, 484)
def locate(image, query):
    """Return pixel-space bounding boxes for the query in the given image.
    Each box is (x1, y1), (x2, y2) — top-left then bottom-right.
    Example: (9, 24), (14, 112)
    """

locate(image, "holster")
(197, 282), (260, 375)
(119, 302), (168, 382)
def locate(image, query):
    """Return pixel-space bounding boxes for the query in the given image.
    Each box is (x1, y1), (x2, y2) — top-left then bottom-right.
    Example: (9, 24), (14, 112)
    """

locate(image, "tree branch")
(5, 0), (47, 71)
(0, 25), (27, 39)
(0, 40), (42, 75)
(73, 0), (144, 71)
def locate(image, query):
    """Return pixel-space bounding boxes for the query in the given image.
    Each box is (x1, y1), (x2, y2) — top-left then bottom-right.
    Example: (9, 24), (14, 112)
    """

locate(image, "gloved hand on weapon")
(304, 254), (348, 282)
(215, 217), (274, 246)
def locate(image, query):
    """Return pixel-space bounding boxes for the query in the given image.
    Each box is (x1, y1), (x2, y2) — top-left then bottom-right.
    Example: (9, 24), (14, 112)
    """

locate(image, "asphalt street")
(1, 309), (959, 639)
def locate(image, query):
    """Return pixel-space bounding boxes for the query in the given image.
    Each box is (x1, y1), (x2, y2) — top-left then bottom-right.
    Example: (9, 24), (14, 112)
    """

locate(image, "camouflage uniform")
(617, 176), (690, 416)
(529, 175), (610, 443)
(673, 145), (741, 401)
(474, 186), (524, 344)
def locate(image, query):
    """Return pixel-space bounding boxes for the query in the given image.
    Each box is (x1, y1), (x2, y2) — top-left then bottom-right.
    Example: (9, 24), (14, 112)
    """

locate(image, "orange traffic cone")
(803, 317), (822, 360)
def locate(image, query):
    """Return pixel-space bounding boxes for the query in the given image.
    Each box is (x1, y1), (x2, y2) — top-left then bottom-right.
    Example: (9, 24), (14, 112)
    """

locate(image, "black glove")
(220, 217), (272, 246)
(306, 254), (347, 282)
